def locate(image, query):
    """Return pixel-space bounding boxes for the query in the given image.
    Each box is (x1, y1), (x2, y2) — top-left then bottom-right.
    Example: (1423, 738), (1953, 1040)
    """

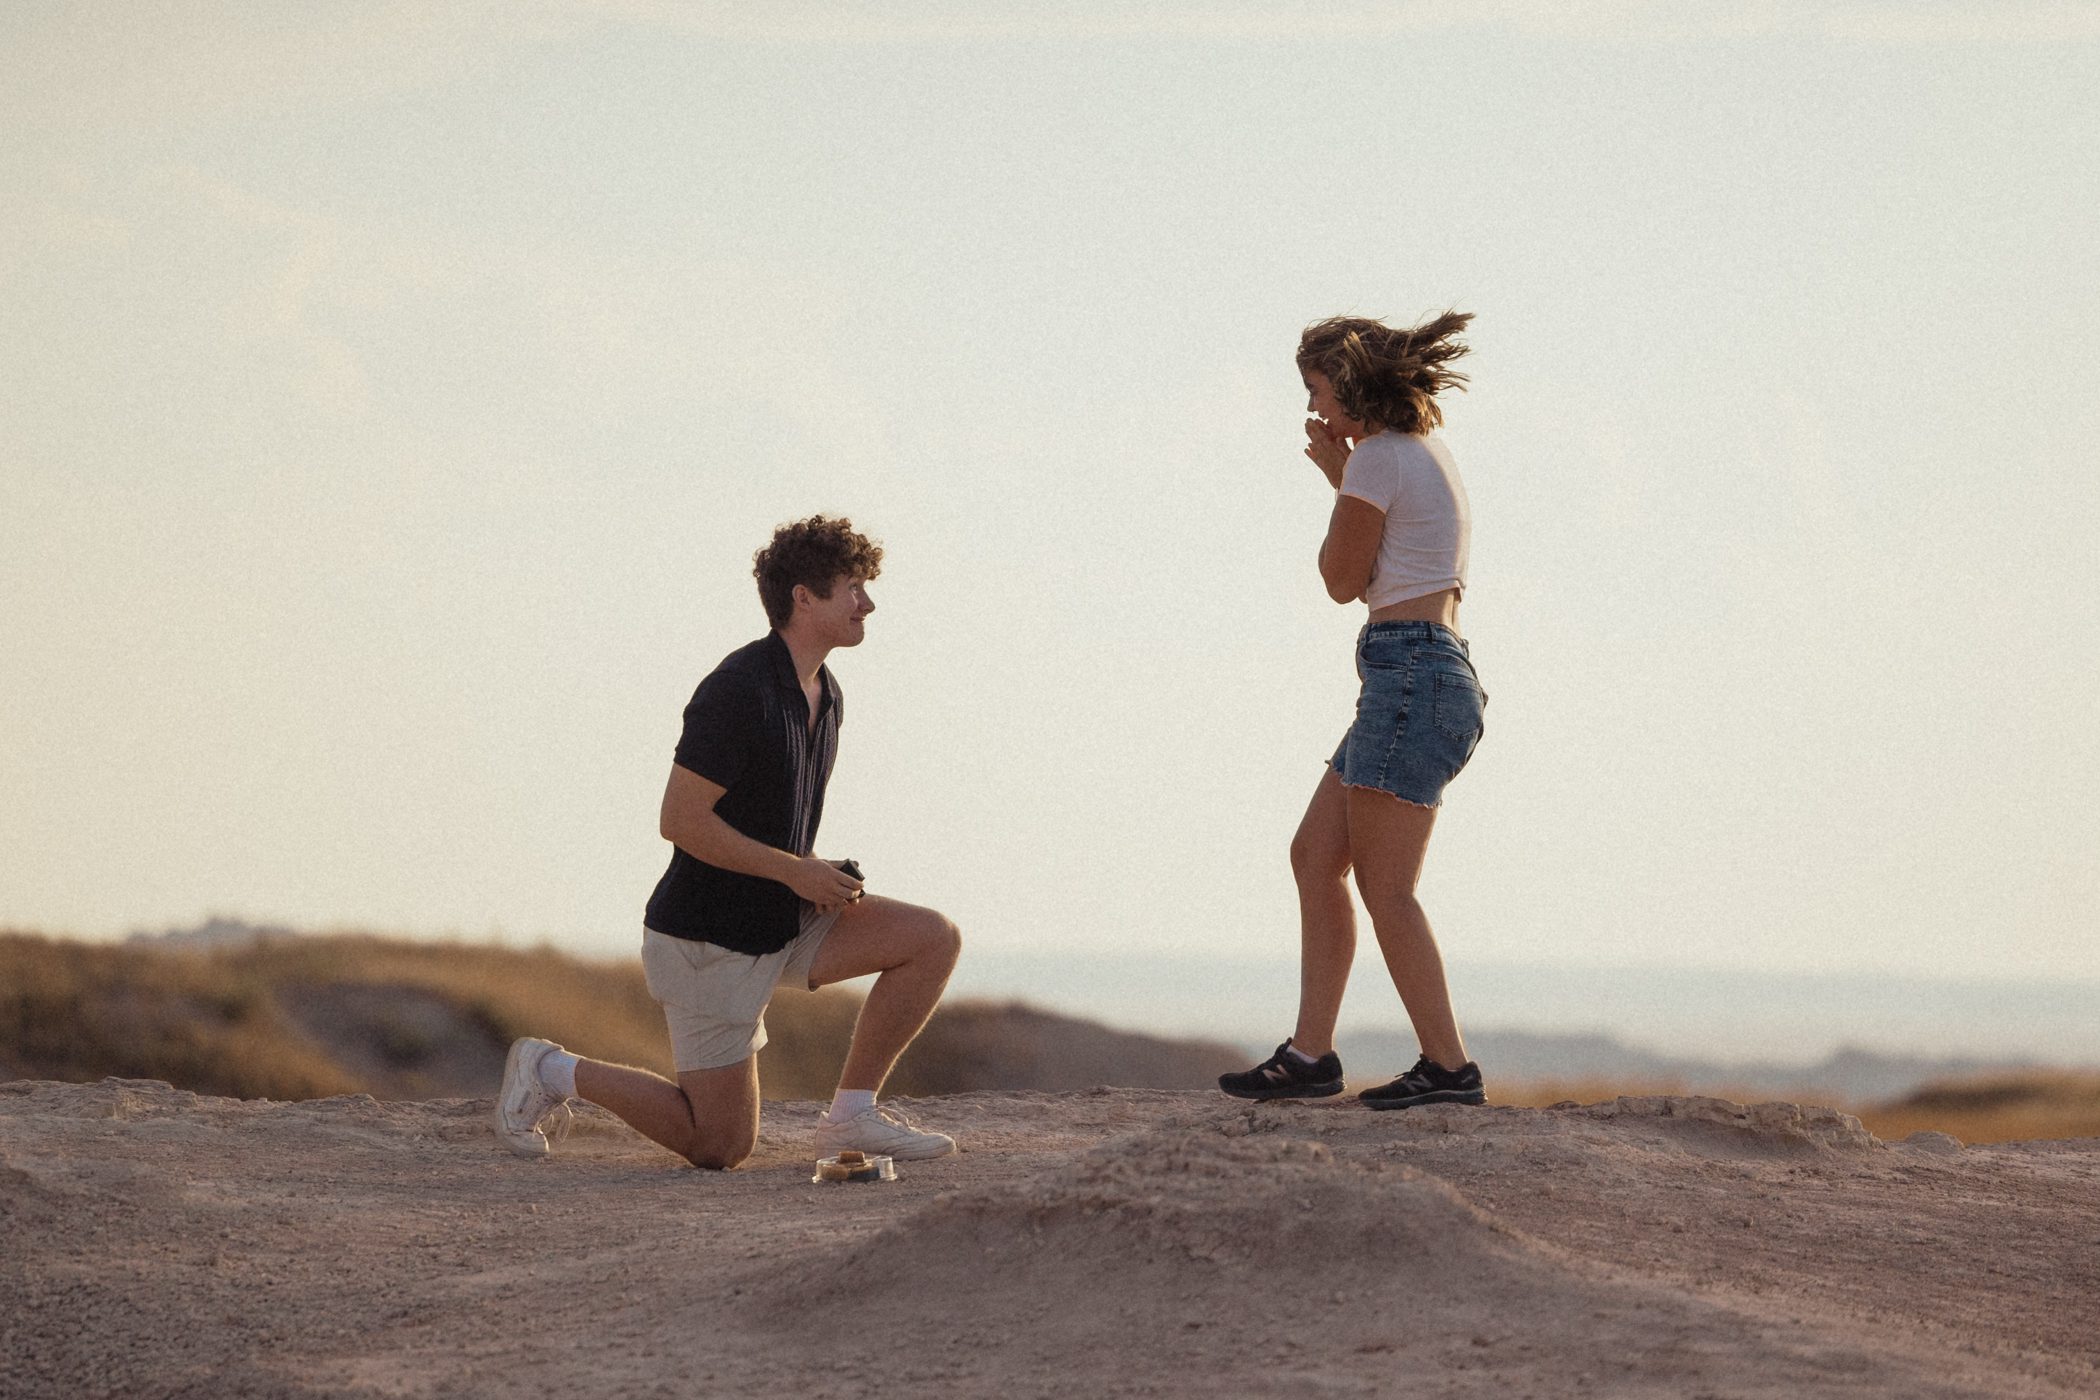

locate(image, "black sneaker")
(1359, 1055), (1486, 1110)
(1218, 1040), (1345, 1101)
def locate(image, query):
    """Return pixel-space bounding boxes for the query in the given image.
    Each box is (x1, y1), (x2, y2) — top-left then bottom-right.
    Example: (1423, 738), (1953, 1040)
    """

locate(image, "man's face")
(798, 574), (875, 647)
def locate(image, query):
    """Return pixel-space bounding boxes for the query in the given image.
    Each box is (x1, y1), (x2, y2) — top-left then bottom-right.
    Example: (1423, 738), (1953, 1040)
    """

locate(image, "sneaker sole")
(1218, 1081), (1347, 1102)
(1361, 1088), (1487, 1111)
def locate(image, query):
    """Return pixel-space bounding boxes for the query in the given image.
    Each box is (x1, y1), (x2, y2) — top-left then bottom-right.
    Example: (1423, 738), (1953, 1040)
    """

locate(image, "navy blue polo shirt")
(644, 632), (842, 955)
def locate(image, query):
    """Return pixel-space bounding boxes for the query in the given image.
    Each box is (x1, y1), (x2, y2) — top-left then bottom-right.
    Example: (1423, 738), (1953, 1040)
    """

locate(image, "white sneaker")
(495, 1037), (571, 1158)
(815, 1103), (957, 1162)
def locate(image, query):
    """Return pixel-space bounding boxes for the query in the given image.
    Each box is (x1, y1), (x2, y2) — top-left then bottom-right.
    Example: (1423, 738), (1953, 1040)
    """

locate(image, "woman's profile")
(1219, 310), (1490, 1110)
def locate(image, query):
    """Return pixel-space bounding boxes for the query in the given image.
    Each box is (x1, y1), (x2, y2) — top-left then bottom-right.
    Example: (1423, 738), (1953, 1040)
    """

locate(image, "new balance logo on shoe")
(1219, 1041), (1346, 1101)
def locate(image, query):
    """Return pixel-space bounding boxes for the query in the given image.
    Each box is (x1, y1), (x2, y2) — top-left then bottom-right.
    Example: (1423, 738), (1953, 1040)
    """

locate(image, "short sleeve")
(1339, 439), (1398, 512)
(672, 669), (762, 790)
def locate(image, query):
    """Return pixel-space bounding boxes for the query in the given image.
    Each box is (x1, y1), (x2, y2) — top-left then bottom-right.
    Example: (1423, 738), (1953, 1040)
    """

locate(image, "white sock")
(826, 1089), (876, 1124)
(1285, 1043), (1321, 1065)
(538, 1048), (579, 1098)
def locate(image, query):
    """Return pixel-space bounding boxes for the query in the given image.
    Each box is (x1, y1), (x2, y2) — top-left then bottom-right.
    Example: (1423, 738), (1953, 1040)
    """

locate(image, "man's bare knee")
(680, 1130), (755, 1171)
(912, 910), (961, 971)
(684, 1147), (750, 1171)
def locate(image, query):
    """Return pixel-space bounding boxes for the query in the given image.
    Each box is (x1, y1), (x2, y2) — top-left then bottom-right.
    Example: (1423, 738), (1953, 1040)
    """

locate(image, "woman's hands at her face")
(1304, 417), (1352, 488)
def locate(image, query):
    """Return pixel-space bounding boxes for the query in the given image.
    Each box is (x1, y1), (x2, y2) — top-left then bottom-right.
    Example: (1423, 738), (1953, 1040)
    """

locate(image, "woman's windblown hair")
(1296, 310), (1473, 435)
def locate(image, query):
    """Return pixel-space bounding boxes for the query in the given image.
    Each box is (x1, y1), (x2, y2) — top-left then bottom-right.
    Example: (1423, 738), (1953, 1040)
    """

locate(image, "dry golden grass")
(0, 930), (861, 1101)
(1, 931), (359, 1099)
(1493, 1072), (2100, 1146)
(1854, 1071), (2100, 1146)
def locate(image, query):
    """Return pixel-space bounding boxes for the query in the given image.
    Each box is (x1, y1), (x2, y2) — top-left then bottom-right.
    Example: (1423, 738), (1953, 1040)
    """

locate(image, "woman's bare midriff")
(1367, 587), (1460, 630)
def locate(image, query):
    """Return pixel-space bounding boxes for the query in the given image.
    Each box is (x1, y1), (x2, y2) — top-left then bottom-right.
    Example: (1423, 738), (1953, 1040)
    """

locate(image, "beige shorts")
(640, 905), (843, 1072)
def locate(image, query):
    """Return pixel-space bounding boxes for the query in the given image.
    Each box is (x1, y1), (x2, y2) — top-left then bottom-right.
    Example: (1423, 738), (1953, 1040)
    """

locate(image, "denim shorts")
(1329, 621), (1487, 808)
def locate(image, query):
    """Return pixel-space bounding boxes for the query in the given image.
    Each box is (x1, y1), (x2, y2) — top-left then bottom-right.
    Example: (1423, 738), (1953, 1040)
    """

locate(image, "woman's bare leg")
(1345, 787), (1469, 1070)
(1289, 767), (1356, 1058)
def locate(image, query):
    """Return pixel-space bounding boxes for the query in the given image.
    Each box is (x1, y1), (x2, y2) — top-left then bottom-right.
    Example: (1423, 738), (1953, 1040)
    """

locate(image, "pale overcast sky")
(4, 3), (2097, 995)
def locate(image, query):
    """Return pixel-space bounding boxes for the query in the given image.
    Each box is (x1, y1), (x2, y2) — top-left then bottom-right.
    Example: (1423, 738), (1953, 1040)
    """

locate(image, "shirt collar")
(762, 630), (839, 713)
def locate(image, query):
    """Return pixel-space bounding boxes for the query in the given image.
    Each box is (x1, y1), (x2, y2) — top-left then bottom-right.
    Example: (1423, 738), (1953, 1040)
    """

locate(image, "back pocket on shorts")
(1432, 670), (1485, 742)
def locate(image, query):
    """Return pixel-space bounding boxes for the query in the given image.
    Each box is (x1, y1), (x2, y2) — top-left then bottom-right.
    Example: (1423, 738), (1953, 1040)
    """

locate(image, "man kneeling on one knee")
(496, 515), (961, 1168)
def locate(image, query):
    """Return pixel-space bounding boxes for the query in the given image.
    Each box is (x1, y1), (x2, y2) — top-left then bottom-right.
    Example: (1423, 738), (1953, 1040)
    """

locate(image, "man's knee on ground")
(676, 1124), (756, 1171)
(667, 1108), (760, 1175)
(684, 1147), (749, 1171)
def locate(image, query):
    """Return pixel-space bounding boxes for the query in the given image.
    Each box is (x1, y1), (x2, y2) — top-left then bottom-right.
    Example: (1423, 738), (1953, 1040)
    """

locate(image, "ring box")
(812, 1149), (896, 1184)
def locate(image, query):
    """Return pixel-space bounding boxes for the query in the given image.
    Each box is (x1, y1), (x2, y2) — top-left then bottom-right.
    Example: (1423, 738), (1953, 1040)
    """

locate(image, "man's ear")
(789, 583), (810, 614)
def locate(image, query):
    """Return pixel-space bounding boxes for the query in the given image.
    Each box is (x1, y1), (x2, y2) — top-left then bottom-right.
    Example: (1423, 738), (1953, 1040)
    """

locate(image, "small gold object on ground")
(812, 1150), (897, 1184)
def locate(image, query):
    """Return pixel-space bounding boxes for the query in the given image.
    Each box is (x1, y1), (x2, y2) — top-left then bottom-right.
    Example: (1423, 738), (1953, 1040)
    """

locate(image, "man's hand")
(788, 856), (864, 912)
(1304, 417), (1351, 488)
(661, 765), (868, 910)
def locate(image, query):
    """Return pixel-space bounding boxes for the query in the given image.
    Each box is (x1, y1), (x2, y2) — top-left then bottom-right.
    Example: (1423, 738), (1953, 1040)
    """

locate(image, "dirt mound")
(745, 1119), (2037, 1398)
(751, 1124), (1597, 1392)
(1575, 1094), (1881, 1153)
(1241, 1094), (1885, 1167)
(769, 1126), (1528, 1306)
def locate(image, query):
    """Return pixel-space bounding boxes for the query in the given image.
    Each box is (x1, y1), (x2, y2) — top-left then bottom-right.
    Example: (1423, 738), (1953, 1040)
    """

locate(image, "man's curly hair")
(1297, 310), (1473, 435)
(753, 515), (884, 628)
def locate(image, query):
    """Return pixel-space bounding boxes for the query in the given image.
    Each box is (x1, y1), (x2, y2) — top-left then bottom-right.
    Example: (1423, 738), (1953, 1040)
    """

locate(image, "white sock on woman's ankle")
(538, 1048), (579, 1098)
(826, 1089), (876, 1124)
(1285, 1044), (1321, 1066)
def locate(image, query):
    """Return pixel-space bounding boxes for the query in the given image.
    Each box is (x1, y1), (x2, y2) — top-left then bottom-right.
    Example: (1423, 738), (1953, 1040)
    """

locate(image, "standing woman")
(1219, 311), (1489, 1110)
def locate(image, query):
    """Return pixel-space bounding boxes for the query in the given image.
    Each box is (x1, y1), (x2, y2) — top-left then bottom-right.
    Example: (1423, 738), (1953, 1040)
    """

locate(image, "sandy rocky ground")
(2, 1078), (2096, 1400)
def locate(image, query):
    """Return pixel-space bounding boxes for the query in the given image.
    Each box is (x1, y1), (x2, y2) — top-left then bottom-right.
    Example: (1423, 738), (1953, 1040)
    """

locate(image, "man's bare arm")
(659, 764), (862, 908)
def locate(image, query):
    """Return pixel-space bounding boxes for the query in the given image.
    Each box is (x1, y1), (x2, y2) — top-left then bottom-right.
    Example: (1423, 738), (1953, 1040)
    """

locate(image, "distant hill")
(0, 930), (1246, 1102)
(126, 915), (295, 951)
(896, 999), (1246, 1093)
(1862, 1070), (2100, 1145)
